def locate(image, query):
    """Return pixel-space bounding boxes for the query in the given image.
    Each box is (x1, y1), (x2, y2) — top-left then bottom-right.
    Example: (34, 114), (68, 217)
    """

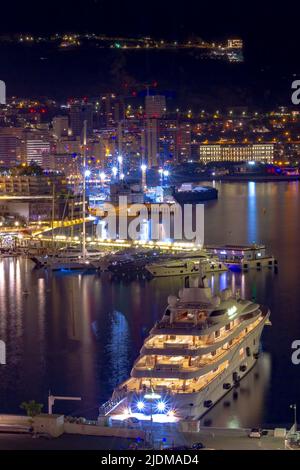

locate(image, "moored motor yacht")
(100, 263), (270, 420)
(145, 257), (227, 277)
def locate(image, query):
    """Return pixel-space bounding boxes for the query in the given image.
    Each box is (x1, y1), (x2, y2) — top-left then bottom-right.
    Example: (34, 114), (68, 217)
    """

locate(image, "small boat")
(145, 256), (227, 277)
(206, 244), (278, 271)
(173, 184), (218, 204)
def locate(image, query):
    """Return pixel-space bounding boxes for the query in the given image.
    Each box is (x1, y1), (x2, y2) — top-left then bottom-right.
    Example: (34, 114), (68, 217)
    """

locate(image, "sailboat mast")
(51, 183), (55, 246)
(82, 120), (87, 261)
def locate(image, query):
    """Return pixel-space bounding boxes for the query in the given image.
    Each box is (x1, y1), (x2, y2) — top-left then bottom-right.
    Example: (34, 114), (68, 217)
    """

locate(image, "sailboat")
(31, 121), (102, 272)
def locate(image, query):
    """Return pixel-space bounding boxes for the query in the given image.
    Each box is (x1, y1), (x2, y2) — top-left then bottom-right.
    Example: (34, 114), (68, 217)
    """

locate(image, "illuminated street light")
(141, 164), (147, 190)
(163, 170), (169, 177)
(137, 401), (145, 411)
(112, 166), (118, 177)
(156, 401), (166, 413)
(120, 173), (125, 180)
(84, 169), (91, 178)
(100, 172), (106, 183)
(117, 155), (123, 181)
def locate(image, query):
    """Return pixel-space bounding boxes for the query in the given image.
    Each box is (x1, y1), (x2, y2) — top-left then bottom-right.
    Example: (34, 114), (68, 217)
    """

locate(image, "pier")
(0, 414), (293, 450)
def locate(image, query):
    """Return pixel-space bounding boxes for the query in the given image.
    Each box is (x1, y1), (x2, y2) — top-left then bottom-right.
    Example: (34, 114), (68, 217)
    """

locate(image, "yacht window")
(215, 330), (220, 338)
(210, 309), (227, 317)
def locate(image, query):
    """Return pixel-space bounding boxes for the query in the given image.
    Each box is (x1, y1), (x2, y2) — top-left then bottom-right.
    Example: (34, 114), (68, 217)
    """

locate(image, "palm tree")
(20, 400), (43, 418)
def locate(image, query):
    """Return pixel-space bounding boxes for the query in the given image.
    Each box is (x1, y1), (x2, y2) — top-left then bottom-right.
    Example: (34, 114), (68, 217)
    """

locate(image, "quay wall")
(0, 414), (145, 440)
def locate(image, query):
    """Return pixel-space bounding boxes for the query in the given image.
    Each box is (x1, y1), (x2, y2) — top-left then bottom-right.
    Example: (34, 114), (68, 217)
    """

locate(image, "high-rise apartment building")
(69, 102), (93, 137)
(144, 118), (159, 168)
(0, 134), (21, 167)
(145, 95), (166, 118)
(25, 139), (51, 165)
(52, 116), (69, 139)
(99, 94), (125, 127)
(177, 122), (192, 162)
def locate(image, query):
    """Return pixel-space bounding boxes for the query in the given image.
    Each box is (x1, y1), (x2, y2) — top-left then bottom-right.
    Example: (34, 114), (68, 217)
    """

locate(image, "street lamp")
(112, 166), (118, 179)
(144, 390), (161, 449)
(117, 155), (123, 180)
(290, 404), (297, 431)
(141, 164), (147, 190)
(158, 168), (163, 185)
(100, 172), (106, 184)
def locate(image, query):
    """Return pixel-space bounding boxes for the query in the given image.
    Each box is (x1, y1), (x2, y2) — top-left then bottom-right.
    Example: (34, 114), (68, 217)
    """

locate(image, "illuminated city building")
(52, 116), (69, 139)
(70, 101), (93, 137)
(199, 143), (274, 163)
(25, 137), (51, 165)
(98, 93), (125, 128)
(227, 39), (243, 49)
(0, 134), (21, 167)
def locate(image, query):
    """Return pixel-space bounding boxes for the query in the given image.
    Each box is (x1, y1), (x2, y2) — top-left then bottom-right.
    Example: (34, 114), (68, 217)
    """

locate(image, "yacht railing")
(98, 390), (127, 416)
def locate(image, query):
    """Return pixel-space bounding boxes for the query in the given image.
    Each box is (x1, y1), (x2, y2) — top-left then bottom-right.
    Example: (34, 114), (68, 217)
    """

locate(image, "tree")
(20, 400), (43, 418)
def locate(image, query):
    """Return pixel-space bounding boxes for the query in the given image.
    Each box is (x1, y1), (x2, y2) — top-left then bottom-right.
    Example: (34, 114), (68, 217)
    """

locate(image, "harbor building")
(199, 143), (274, 163)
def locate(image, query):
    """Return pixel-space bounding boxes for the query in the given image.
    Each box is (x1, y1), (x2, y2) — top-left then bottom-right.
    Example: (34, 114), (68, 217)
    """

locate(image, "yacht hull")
(146, 261), (227, 277)
(116, 318), (266, 419)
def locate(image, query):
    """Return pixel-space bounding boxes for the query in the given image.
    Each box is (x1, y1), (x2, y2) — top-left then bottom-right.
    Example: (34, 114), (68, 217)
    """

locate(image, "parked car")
(191, 442), (205, 449)
(248, 428), (262, 438)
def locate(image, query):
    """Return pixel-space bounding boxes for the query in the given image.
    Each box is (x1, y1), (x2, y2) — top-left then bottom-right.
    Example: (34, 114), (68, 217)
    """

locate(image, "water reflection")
(247, 181), (257, 243)
(203, 354), (272, 428)
(0, 182), (300, 426)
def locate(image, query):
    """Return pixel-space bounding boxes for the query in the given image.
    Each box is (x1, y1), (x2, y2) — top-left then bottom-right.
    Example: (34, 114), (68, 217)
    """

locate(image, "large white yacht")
(30, 247), (104, 271)
(145, 257), (227, 277)
(106, 265), (270, 420)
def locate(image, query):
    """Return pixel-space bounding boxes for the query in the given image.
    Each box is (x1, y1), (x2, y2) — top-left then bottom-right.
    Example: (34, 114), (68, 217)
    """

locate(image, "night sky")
(1, 0), (299, 105)
(1, 0), (299, 67)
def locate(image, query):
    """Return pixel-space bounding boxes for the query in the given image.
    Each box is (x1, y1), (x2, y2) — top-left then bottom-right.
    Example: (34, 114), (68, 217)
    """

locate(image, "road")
(0, 427), (288, 450)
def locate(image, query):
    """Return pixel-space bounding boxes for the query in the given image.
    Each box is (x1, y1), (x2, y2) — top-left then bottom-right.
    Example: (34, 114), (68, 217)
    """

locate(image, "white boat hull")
(146, 261), (227, 278)
(116, 319), (266, 419)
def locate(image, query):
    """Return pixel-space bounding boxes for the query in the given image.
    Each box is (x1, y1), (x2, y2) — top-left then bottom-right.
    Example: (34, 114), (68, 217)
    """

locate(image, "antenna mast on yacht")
(82, 120), (87, 261)
(198, 260), (206, 287)
(51, 182), (55, 247)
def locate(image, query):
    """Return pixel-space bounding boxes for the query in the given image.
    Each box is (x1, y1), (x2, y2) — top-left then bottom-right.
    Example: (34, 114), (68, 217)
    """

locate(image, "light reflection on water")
(0, 181), (300, 427)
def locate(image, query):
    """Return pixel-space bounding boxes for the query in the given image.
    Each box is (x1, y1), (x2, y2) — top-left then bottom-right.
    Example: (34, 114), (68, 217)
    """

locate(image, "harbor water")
(0, 181), (300, 428)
